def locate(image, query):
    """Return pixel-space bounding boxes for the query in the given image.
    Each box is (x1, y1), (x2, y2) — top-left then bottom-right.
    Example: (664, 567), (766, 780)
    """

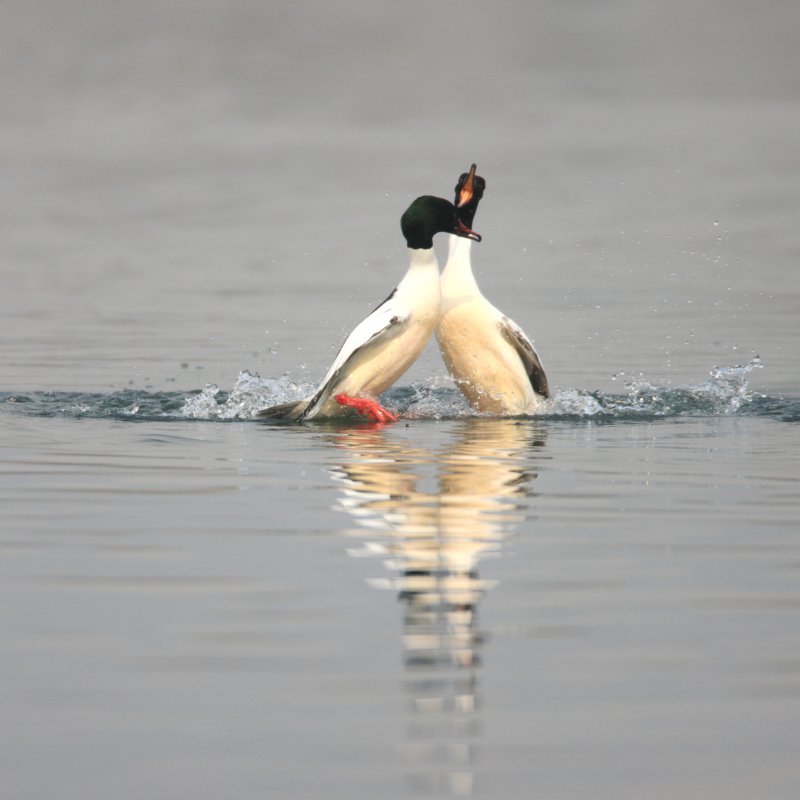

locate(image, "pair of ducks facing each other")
(257, 164), (549, 423)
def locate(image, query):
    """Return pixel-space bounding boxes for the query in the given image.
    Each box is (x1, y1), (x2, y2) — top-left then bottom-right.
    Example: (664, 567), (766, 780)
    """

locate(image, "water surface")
(2, 1), (799, 798)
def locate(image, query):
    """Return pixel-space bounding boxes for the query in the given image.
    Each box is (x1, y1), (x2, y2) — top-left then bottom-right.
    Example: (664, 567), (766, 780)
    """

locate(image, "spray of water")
(2, 357), (793, 422)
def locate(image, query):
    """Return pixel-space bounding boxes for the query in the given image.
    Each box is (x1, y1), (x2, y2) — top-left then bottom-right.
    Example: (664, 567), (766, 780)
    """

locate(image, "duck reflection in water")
(326, 419), (546, 797)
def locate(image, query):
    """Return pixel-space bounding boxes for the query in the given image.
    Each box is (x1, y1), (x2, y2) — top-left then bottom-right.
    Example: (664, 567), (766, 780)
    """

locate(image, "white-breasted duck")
(436, 164), (549, 415)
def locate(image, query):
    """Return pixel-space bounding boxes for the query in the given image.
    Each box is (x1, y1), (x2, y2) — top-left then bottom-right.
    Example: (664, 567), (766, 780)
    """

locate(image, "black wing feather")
(499, 316), (549, 399)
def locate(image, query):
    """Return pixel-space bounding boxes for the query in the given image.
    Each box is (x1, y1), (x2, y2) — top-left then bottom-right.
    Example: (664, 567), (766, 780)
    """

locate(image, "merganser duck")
(436, 164), (549, 414)
(257, 194), (481, 422)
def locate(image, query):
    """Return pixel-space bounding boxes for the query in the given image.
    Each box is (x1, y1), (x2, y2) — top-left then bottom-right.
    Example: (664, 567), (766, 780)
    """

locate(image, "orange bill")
(456, 163), (478, 208)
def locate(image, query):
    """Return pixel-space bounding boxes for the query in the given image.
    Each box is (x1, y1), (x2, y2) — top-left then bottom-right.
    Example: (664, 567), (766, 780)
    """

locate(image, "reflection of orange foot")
(335, 394), (399, 423)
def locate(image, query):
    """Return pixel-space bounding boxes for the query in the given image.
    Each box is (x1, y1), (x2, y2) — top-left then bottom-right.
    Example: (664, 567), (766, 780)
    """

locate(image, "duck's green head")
(454, 163), (486, 230)
(400, 195), (482, 250)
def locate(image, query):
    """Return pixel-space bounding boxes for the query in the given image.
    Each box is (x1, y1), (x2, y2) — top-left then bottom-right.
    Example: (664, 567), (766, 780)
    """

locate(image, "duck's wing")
(498, 314), (549, 399)
(300, 288), (409, 419)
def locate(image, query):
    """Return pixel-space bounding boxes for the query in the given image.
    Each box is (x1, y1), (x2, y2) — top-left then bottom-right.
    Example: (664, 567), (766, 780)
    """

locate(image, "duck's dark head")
(454, 163), (486, 230)
(400, 195), (481, 250)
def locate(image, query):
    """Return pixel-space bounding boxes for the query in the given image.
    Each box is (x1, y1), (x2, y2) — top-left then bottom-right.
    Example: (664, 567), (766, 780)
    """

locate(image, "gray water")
(2, 2), (800, 798)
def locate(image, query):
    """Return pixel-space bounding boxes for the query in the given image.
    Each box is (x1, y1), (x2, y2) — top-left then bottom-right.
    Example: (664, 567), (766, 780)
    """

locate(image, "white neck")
(406, 246), (438, 272)
(396, 246), (441, 304)
(441, 234), (480, 296)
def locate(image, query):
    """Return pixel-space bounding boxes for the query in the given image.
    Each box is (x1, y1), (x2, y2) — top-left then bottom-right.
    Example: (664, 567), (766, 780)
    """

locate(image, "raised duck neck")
(442, 234), (478, 285)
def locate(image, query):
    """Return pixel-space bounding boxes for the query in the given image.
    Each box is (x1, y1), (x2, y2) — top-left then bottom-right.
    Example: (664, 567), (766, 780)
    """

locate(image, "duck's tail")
(255, 399), (307, 420)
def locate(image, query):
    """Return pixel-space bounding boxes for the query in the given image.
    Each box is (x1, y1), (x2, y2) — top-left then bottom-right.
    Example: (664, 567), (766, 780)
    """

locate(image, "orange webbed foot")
(334, 394), (399, 423)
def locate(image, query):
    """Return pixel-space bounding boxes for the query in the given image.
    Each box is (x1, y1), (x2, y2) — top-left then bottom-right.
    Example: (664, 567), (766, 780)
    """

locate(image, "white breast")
(305, 247), (441, 418)
(437, 235), (544, 415)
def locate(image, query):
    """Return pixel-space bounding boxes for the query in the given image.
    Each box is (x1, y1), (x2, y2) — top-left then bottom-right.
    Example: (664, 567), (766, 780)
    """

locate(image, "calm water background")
(2, 2), (799, 798)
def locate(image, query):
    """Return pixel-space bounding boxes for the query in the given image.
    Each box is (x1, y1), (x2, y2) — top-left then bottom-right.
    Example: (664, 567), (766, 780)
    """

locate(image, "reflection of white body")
(331, 419), (543, 794)
(332, 420), (541, 642)
(437, 235), (548, 415)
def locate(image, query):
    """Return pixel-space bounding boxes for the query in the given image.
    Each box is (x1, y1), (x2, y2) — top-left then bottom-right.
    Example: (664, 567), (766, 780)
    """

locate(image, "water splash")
(180, 371), (315, 420)
(2, 358), (797, 422)
(548, 358), (766, 420)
